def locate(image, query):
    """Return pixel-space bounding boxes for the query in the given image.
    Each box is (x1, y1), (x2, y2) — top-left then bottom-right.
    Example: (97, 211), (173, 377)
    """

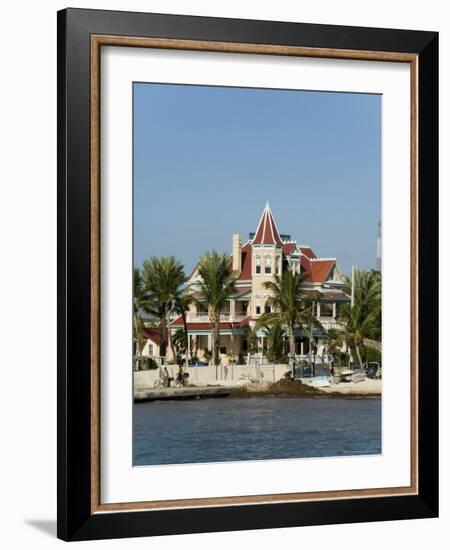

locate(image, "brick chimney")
(232, 233), (242, 273)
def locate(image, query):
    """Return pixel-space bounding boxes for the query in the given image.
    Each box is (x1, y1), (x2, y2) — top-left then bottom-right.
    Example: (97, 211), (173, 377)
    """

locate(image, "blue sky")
(133, 83), (381, 276)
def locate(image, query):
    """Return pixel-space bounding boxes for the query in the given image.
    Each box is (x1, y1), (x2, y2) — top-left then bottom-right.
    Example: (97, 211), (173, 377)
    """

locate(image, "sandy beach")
(319, 378), (382, 396)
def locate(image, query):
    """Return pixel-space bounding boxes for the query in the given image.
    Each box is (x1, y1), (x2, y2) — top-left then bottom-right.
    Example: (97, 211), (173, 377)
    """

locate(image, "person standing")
(162, 367), (169, 388)
(167, 365), (174, 387)
(176, 365), (184, 387)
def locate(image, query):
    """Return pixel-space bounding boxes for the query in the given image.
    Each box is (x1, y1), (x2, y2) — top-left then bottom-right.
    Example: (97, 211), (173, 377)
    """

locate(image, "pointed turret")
(251, 202), (284, 246)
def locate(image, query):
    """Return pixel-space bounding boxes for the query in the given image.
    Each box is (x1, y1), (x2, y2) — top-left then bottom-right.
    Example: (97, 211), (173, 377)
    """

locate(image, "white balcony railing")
(317, 317), (343, 330)
(187, 313), (248, 323)
(185, 313), (342, 329)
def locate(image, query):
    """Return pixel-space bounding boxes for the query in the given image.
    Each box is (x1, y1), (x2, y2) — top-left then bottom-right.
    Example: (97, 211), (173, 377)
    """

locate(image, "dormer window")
(255, 256), (261, 274)
(265, 255), (271, 274)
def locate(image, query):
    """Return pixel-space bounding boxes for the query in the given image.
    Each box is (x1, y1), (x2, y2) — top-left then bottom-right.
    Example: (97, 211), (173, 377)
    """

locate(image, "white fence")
(134, 363), (291, 389)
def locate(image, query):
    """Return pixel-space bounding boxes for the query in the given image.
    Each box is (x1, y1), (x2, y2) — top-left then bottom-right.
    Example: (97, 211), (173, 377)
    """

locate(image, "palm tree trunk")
(213, 312), (220, 366)
(182, 311), (189, 366)
(355, 344), (364, 370)
(289, 324), (296, 357)
(167, 311), (176, 362)
(159, 318), (167, 359)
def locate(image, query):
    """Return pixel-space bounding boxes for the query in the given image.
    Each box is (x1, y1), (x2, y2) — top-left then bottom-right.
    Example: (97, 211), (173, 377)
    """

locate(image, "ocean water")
(133, 396), (381, 466)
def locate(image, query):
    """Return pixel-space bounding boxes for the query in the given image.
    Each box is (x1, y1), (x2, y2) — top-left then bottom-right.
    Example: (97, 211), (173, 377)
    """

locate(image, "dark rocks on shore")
(232, 379), (380, 399)
(234, 379), (324, 398)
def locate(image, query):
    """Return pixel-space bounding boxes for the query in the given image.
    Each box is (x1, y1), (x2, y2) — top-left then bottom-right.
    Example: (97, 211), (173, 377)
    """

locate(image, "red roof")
(283, 242), (296, 255)
(300, 255), (312, 272)
(305, 259), (335, 283)
(300, 246), (317, 259)
(236, 317), (251, 328)
(233, 286), (251, 297)
(237, 239), (333, 283)
(237, 243), (252, 280)
(143, 327), (161, 345)
(171, 315), (184, 326)
(252, 203), (283, 246)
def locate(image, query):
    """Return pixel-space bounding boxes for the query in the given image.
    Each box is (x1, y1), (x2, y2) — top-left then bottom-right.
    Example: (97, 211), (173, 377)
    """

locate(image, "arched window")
(275, 255), (281, 275)
(255, 256), (261, 274)
(265, 255), (271, 274)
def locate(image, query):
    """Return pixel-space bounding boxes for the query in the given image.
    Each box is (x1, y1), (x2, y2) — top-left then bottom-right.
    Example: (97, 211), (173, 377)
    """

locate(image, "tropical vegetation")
(133, 268), (152, 368)
(141, 256), (186, 360)
(133, 249), (382, 372)
(256, 270), (323, 361)
(195, 251), (238, 366)
(337, 269), (382, 367)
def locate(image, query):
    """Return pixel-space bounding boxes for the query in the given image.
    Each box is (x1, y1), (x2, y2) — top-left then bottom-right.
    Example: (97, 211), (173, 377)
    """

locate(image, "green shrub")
(364, 347), (382, 366)
(144, 357), (158, 370)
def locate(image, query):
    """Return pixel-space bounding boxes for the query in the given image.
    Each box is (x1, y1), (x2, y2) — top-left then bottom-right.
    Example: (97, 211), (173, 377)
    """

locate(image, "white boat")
(307, 377), (332, 388)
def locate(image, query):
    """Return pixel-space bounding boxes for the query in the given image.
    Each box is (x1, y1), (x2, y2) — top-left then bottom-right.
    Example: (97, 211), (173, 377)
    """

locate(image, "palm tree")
(142, 256), (186, 361)
(244, 327), (259, 355)
(342, 269), (381, 307)
(133, 268), (152, 369)
(338, 303), (380, 368)
(339, 269), (382, 367)
(298, 302), (324, 372)
(342, 269), (381, 339)
(256, 270), (321, 358)
(173, 294), (193, 365)
(172, 328), (187, 365)
(260, 320), (286, 362)
(196, 251), (238, 366)
(325, 328), (346, 369)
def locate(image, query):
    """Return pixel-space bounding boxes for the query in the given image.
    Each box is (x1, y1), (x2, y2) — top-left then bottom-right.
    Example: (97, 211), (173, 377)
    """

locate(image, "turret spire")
(251, 203), (283, 246)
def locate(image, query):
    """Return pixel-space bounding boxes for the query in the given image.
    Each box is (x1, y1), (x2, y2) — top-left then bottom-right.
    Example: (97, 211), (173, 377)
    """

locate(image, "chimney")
(232, 233), (242, 272)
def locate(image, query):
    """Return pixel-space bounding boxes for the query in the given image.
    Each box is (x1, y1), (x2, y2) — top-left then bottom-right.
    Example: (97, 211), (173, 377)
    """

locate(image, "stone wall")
(133, 363), (290, 389)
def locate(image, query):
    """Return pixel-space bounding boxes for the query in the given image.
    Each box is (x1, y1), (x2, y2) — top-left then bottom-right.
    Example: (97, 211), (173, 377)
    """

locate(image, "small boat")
(307, 376), (332, 388)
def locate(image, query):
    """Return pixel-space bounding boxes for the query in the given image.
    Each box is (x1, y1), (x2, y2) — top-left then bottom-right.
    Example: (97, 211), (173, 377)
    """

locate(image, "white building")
(170, 203), (350, 363)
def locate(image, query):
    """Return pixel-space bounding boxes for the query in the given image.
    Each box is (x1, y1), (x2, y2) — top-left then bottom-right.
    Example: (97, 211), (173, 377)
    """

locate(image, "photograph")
(52, 6), (438, 542)
(132, 82), (383, 467)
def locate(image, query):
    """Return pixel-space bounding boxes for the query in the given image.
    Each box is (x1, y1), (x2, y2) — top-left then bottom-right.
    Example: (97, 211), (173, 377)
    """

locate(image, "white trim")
(261, 210), (268, 243)
(252, 207), (267, 244)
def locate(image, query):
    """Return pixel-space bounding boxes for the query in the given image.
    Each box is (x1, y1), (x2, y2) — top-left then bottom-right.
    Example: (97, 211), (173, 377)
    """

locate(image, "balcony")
(187, 312), (248, 323)
(317, 317), (343, 330)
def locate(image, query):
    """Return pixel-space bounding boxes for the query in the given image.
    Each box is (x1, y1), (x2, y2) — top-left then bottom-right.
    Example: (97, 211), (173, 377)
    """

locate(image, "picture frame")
(57, 7), (438, 541)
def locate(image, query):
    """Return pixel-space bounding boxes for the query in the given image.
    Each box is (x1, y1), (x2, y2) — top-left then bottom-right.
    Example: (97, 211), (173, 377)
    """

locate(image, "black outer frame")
(57, 8), (438, 542)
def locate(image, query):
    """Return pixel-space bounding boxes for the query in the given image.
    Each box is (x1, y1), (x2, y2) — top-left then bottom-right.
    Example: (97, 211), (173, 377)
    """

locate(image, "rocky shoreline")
(230, 379), (381, 398)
